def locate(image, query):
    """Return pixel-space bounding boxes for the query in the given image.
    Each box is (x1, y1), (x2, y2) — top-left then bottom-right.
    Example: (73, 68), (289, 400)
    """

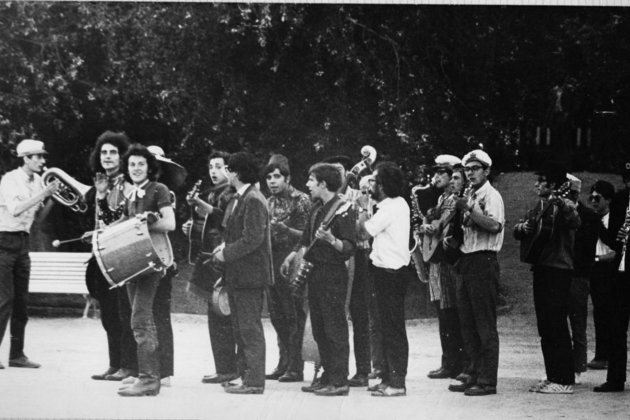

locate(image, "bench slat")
(28, 252), (91, 295)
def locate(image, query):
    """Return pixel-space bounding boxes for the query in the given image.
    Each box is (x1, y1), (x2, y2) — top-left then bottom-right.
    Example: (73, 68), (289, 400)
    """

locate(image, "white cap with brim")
(566, 173), (582, 193)
(16, 139), (48, 157)
(462, 149), (492, 168)
(434, 154), (461, 168)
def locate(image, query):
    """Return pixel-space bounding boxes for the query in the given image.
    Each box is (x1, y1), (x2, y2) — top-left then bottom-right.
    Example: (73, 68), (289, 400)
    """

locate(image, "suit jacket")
(223, 184), (274, 289)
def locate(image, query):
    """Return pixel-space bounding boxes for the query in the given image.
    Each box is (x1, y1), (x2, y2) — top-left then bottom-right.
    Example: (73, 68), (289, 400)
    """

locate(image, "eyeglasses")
(589, 195), (602, 203)
(464, 165), (484, 173)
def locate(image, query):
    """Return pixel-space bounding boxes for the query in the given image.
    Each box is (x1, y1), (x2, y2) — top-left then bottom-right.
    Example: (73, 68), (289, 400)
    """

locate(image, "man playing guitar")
(514, 161), (580, 395)
(182, 151), (239, 386)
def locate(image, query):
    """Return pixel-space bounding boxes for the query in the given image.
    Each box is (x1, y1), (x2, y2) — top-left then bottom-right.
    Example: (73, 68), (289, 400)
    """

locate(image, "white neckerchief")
(129, 179), (150, 202)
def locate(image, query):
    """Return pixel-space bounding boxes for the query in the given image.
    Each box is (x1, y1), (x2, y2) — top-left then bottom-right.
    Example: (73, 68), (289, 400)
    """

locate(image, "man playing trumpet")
(0, 139), (59, 369)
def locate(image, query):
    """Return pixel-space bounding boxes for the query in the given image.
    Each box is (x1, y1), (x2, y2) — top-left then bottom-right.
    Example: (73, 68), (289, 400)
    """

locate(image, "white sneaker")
(161, 376), (172, 387)
(536, 382), (574, 394)
(574, 373), (582, 386)
(528, 379), (549, 392)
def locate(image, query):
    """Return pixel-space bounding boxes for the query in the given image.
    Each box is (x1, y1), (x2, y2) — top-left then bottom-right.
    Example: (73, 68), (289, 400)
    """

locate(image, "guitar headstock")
(187, 179), (202, 200)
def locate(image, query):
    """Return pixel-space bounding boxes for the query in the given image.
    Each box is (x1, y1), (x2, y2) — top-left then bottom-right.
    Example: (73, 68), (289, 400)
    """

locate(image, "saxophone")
(409, 183), (429, 283)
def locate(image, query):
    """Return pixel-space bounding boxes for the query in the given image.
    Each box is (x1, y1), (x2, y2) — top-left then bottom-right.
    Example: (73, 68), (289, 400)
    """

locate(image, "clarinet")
(618, 192), (630, 272)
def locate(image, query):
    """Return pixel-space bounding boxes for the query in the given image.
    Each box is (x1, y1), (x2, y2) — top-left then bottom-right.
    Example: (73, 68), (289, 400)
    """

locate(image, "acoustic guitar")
(520, 181), (572, 264)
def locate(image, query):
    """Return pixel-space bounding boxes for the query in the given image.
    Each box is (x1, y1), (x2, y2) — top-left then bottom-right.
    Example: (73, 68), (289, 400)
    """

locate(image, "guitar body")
(421, 227), (444, 263)
(520, 182), (570, 264)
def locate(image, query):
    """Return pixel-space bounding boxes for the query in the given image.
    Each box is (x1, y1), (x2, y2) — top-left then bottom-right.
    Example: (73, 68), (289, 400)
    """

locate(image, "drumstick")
(52, 231), (94, 248)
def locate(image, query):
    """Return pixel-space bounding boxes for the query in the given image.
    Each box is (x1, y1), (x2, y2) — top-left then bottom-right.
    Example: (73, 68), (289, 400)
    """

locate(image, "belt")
(0, 231), (29, 236)
(463, 250), (497, 256)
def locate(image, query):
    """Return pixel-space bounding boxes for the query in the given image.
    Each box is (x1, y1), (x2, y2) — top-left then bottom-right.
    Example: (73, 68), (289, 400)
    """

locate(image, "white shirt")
(0, 167), (43, 232)
(365, 196), (410, 270)
(596, 212), (613, 257)
(460, 180), (505, 254)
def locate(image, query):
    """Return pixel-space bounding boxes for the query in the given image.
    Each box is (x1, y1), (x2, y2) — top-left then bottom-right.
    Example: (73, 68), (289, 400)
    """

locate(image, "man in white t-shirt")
(358, 161), (410, 397)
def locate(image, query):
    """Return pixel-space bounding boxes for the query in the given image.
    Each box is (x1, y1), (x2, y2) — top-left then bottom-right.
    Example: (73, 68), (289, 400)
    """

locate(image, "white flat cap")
(462, 149), (492, 167)
(16, 139), (47, 157)
(434, 154), (461, 168)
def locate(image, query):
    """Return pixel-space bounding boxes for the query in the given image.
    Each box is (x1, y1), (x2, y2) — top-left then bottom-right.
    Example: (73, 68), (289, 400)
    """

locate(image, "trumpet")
(41, 167), (91, 213)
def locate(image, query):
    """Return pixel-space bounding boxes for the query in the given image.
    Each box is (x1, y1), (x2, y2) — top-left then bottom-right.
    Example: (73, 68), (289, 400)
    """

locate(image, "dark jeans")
(435, 302), (468, 374)
(228, 287), (266, 388)
(0, 232), (30, 359)
(589, 261), (616, 361)
(606, 270), (630, 385)
(349, 249), (372, 376)
(568, 275), (589, 373)
(533, 266), (574, 385)
(309, 263), (349, 387)
(268, 251), (306, 374)
(86, 257), (137, 371)
(126, 272), (161, 380)
(456, 252), (500, 387)
(372, 265), (409, 389)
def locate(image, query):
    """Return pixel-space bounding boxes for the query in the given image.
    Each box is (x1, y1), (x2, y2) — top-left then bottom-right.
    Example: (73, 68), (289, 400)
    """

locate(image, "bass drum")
(93, 216), (173, 288)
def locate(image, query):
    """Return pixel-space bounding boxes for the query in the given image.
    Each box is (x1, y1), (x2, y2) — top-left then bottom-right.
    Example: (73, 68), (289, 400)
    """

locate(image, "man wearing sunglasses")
(514, 161), (580, 395)
(585, 181), (616, 372)
(447, 149), (504, 397)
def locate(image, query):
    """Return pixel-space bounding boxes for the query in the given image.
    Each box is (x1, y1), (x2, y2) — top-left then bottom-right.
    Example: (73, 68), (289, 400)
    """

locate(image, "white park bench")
(28, 252), (94, 318)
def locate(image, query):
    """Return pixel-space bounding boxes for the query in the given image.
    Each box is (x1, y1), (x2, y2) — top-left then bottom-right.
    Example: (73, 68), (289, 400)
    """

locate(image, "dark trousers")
(372, 265), (409, 389)
(568, 275), (589, 373)
(589, 261), (616, 361)
(207, 302), (237, 374)
(309, 263), (349, 387)
(228, 287), (266, 388)
(268, 251), (306, 374)
(456, 252), (500, 387)
(126, 273), (161, 380)
(154, 273), (174, 377)
(533, 266), (574, 385)
(86, 257), (137, 371)
(606, 270), (630, 385)
(435, 302), (467, 374)
(349, 249), (372, 375)
(0, 232), (30, 359)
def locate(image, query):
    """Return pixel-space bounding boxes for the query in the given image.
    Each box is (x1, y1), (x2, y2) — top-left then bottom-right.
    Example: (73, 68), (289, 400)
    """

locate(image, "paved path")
(0, 313), (627, 420)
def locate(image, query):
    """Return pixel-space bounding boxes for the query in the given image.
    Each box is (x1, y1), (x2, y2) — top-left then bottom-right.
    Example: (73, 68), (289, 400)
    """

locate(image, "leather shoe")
(587, 359), (608, 370)
(92, 367), (118, 380)
(448, 380), (474, 392)
(367, 369), (383, 380)
(464, 384), (497, 396)
(224, 384), (264, 394)
(301, 379), (327, 393)
(106, 368), (137, 381)
(278, 371), (303, 382)
(427, 367), (453, 379)
(265, 369), (284, 380)
(8, 356), (40, 368)
(314, 384), (349, 396)
(593, 382), (624, 393)
(367, 382), (388, 392)
(348, 373), (368, 387)
(118, 379), (160, 397)
(371, 386), (406, 397)
(202, 372), (239, 384)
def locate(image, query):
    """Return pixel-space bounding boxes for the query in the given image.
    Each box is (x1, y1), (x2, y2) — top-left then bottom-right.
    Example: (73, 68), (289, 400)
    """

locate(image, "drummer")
(116, 144), (175, 397)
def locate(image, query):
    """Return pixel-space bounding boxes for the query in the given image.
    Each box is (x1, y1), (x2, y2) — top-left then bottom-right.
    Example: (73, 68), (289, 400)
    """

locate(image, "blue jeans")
(0, 232), (31, 359)
(126, 272), (161, 380)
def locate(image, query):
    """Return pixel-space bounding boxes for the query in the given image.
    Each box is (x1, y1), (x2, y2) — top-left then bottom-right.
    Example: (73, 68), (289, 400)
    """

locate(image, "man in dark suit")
(214, 152), (273, 395)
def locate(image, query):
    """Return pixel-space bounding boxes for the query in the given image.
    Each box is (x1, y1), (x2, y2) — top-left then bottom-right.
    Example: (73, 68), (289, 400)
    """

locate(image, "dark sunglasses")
(589, 195), (602, 203)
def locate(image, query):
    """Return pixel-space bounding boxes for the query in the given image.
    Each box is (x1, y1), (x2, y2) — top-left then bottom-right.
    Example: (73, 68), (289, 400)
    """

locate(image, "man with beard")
(183, 151), (238, 385)
(357, 162), (411, 397)
(0, 139), (58, 369)
(263, 154), (311, 383)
